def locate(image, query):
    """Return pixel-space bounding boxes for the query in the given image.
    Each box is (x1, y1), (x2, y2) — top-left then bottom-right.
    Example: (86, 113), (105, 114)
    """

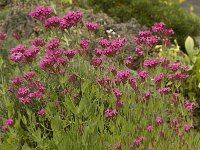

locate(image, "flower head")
(37, 109), (46, 117)
(29, 6), (53, 21)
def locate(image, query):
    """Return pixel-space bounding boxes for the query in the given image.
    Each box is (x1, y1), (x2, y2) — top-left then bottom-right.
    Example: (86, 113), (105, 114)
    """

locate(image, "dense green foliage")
(84, 0), (200, 50)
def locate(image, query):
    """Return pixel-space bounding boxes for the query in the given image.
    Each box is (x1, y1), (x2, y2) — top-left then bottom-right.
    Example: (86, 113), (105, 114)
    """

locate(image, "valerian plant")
(0, 6), (200, 150)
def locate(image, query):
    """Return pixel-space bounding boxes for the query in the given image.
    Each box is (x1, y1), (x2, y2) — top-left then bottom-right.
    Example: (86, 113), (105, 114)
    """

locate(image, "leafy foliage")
(84, 0), (200, 50)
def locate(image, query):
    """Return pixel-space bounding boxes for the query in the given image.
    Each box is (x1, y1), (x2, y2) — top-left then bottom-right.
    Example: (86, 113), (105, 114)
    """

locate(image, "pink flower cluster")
(133, 30), (160, 48)
(152, 22), (174, 36)
(169, 72), (189, 81)
(10, 45), (40, 63)
(90, 57), (103, 69)
(135, 46), (143, 57)
(114, 143), (121, 149)
(138, 70), (149, 80)
(158, 87), (171, 95)
(184, 124), (194, 132)
(44, 16), (61, 28)
(125, 56), (134, 69)
(154, 73), (165, 85)
(128, 76), (138, 90)
(0, 32), (7, 40)
(64, 49), (77, 59)
(60, 11), (83, 30)
(29, 6), (53, 21)
(37, 108), (46, 117)
(168, 62), (181, 71)
(98, 39), (111, 47)
(105, 108), (118, 119)
(2, 119), (14, 131)
(80, 39), (91, 50)
(32, 38), (46, 47)
(156, 116), (163, 125)
(97, 37), (127, 57)
(147, 125), (153, 132)
(133, 22), (174, 57)
(142, 91), (151, 103)
(11, 71), (46, 104)
(143, 59), (161, 68)
(40, 39), (71, 74)
(95, 48), (104, 57)
(184, 100), (196, 112)
(130, 137), (144, 148)
(113, 89), (124, 108)
(115, 69), (130, 84)
(85, 22), (99, 31)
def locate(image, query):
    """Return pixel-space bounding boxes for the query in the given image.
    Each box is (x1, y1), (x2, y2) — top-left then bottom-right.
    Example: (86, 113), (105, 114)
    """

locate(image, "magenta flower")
(168, 62), (181, 71)
(2, 119), (14, 131)
(10, 45), (40, 63)
(64, 50), (76, 59)
(154, 73), (164, 85)
(159, 87), (171, 95)
(134, 137), (144, 147)
(142, 91), (151, 103)
(152, 22), (166, 33)
(23, 71), (36, 81)
(147, 125), (153, 132)
(94, 48), (104, 57)
(105, 108), (118, 119)
(86, 22), (99, 31)
(184, 100), (196, 112)
(156, 116), (163, 125)
(17, 87), (30, 98)
(138, 70), (149, 80)
(116, 100), (124, 108)
(44, 16), (61, 28)
(172, 118), (179, 128)
(59, 11), (83, 30)
(138, 30), (152, 38)
(184, 124), (194, 132)
(90, 57), (103, 69)
(0, 32), (7, 40)
(19, 97), (31, 104)
(98, 39), (111, 47)
(12, 77), (23, 86)
(114, 143), (121, 149)
(125, 56), (134, 69)
(80, 39), (90, 50)
(116, 69), (130, 83)
(143, 59), (161, 68)
(37, 109), (46, 117)
(29, 6), (53, 21)
(128, 76), (138, 90)
(145, 36), (160, 47)
(113, 89), (123, 100)
(48, 39), (60, 51)
(32, 38), (46, 47)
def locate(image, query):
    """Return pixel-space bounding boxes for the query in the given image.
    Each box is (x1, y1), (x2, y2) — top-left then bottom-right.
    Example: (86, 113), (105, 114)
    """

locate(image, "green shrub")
(84, 0), (200, 50)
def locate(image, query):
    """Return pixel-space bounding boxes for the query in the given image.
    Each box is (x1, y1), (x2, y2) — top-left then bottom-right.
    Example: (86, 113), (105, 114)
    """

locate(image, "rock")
(180, 0), (200, 16)
(1, 9), (36, 38)
(0, 0), (11, 7)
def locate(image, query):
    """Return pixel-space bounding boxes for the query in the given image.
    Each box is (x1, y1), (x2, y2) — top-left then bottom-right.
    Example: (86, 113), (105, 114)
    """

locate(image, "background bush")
(83, 0), (200, 51)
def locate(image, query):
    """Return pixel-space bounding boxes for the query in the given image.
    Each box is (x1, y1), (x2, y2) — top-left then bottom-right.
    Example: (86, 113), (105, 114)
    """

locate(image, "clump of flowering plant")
(0, 6), (199, 150)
